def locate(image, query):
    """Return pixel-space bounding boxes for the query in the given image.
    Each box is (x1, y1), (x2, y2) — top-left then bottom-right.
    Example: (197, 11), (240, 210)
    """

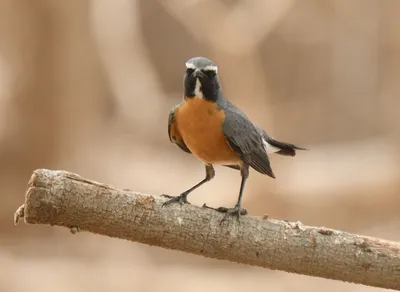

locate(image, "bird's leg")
(203, 165), (249, 222)
(162, 164), (215, 206)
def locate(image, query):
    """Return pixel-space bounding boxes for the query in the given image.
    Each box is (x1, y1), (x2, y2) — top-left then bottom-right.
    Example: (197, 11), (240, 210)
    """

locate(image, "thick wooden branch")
(14, 169), (400, 290)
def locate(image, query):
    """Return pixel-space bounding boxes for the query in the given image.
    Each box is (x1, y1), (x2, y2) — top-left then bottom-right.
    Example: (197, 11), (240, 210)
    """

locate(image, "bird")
(162, 56), (306, 221)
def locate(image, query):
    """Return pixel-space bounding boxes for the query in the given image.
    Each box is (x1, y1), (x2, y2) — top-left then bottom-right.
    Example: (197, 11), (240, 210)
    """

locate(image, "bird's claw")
(220, 206), (242, 224)
(161, 193), (190, 207)
(202, 204), (247, 224)
(202, 203), (247, 216)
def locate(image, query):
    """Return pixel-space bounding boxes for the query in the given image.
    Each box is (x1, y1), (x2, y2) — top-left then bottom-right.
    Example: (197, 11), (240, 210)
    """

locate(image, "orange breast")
(175, 97), (241, 165)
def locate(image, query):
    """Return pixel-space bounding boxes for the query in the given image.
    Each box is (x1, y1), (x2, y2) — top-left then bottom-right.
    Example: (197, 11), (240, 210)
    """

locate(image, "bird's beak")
(193, 69), (203, 78)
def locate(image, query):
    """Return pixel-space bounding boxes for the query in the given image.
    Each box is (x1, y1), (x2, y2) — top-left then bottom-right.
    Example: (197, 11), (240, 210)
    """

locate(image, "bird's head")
(183, 56), (221, 102)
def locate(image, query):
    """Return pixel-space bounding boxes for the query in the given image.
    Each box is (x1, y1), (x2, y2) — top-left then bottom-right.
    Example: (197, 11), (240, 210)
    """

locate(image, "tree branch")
(14, 169), (400, 290)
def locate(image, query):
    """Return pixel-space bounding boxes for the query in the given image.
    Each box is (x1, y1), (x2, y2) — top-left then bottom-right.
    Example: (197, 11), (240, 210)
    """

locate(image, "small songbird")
(163, 56), (306, 220)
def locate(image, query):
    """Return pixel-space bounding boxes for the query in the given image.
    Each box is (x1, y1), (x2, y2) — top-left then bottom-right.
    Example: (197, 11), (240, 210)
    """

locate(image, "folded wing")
(221, 101), (275, 178)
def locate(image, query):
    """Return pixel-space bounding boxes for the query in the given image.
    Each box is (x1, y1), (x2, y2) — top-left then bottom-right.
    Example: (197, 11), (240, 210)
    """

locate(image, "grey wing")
(221, 105), (275, 178)
(168, 105), (191, 154)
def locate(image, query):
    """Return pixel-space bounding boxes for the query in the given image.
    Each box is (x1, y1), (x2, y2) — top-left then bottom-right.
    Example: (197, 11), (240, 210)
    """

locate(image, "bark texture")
(14, 169), (400, 290)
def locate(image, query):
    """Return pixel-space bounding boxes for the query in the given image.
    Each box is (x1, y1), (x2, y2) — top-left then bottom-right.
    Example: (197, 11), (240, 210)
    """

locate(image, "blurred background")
(1, 0), (399, 291)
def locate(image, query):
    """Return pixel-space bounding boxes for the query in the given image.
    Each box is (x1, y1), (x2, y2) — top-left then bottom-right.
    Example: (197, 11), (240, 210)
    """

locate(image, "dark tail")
(266, 136), (308, 156)
(257, 126), (308, 157)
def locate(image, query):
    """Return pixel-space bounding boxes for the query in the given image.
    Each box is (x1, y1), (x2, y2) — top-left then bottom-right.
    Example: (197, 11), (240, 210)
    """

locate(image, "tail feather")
(256, 126), (308, 157)
(266, 137), (307, 157)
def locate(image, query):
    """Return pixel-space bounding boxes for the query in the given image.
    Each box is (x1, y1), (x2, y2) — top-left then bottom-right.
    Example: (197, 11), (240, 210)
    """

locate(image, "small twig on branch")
(14, 169), (400, 290)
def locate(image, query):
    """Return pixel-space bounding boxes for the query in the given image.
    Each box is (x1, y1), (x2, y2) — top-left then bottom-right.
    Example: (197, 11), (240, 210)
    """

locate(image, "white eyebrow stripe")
(203, 65), (218, 72)
(185, 62), (218, 73)
(185, 62), (196, 69)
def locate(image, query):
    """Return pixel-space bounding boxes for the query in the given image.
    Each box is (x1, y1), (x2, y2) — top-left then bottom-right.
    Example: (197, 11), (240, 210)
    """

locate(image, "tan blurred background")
(1, 0), (400, 291)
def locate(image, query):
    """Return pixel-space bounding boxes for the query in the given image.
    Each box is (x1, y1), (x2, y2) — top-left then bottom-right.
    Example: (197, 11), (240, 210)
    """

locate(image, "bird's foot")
(161, 193), (190, 207)
(202, 204), (247, 216)
(220, 205), (243, 224)
(202, 204), (247, 224)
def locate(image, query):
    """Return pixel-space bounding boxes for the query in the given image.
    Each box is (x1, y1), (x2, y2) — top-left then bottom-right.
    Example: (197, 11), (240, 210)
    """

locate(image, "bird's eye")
(186, 68), (195, 75)
(203, 70), (216, 79)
